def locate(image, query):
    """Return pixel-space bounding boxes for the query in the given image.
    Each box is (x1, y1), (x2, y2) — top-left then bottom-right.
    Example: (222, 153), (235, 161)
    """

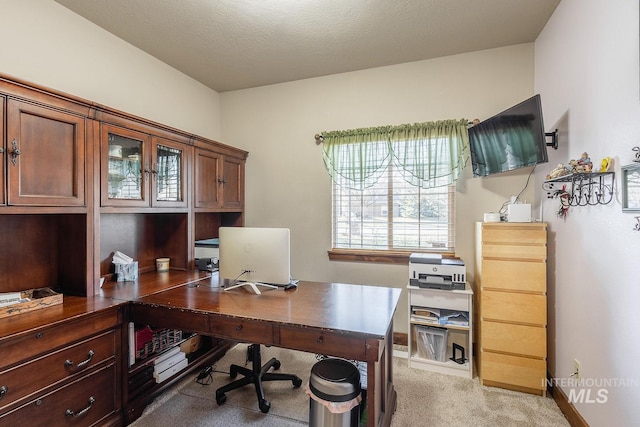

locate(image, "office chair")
(215, 344), (303, 413)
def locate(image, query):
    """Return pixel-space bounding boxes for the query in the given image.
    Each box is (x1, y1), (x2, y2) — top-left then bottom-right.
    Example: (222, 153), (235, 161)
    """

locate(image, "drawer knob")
(64, 350), (95, 370)
(0, 385), (7, 400)
(317, 336), (323, 344)
(35, 332), (44, 339)
(235, 325), (243, 331)
(65, 396), (95, 418)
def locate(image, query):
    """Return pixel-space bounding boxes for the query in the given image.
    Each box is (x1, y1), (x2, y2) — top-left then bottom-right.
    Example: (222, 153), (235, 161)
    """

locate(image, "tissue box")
(115, 262), (138, 282)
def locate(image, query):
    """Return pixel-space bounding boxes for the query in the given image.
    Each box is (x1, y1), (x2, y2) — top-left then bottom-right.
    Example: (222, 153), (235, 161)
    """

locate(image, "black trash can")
(308, 358), (361, 427)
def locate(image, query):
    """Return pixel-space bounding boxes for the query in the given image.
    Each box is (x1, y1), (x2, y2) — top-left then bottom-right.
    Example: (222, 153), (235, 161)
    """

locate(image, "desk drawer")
(482, 225), (547, 245)
(481, 259), (546, 292)
(481, 321), (546, 358)
(0, 330), (116, 410)
(481, 291), (546, 326)
(1, 309), (119, 370)
(481, 350), (546, 391)
(0, 362), (117, 426)
(409, 289), (470, 311)
(210, 317), (274, 344)
(279, 327), (366, 361)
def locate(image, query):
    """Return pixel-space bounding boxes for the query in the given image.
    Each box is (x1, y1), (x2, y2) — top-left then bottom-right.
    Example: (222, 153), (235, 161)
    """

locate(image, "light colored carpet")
(130, 345), (569, 427)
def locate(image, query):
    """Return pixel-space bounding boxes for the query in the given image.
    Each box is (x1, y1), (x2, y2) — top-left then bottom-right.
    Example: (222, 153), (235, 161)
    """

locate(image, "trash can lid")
(309, 358), (361, 402)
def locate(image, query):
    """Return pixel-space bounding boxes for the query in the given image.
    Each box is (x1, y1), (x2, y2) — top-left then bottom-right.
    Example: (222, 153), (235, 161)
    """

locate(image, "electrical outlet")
(573, 359), (582, 380)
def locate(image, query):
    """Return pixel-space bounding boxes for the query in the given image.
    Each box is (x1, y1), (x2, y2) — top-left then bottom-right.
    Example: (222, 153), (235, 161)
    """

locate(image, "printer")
(409, 253), (466, 290)
(195, 238), (219, 271)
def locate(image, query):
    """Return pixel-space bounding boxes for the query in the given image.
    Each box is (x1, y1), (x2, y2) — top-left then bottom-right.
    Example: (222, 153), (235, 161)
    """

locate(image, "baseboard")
(548, 382), (589, 427)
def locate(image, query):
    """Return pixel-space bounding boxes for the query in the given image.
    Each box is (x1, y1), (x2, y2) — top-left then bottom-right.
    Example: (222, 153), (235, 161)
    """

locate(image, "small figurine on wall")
(600, 156), (612, 172)
(547, 163), (569, 180)
(553, 185), (571, 219)
(578, 151), (593, 172)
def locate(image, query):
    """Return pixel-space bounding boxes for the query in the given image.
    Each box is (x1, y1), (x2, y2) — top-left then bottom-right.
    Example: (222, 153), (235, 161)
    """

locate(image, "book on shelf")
(412, 307), (440, 321)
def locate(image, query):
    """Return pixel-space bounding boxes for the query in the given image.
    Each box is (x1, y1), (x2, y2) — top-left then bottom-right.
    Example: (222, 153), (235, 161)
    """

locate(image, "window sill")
(327, 249), (454, 265)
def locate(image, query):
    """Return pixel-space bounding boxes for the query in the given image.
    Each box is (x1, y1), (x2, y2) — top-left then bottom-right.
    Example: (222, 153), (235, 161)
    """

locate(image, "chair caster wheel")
(293, 377), (302, 388)
(216, 392), (227, 406)
(273, 360), (281, 370)
(259, 399), (271, 413)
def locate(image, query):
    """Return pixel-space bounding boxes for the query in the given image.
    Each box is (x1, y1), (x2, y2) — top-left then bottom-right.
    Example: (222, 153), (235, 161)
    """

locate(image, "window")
(332, 163), (456, 252)
(322, 119), (468, 260)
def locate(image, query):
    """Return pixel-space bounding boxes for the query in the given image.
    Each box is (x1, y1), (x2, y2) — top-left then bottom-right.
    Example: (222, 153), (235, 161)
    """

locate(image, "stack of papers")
(0, 292), (29, 307)
(411, 306), (469, 327)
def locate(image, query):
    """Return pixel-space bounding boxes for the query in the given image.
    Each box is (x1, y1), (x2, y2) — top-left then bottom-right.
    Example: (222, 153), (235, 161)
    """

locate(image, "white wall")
(0, 0), (221, 140)
(536, 0), (640, 425)
(220, 44), (539, 333)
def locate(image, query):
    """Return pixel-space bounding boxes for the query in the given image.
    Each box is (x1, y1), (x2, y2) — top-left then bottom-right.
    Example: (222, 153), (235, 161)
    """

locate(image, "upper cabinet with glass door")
(101, 124), (188, 208)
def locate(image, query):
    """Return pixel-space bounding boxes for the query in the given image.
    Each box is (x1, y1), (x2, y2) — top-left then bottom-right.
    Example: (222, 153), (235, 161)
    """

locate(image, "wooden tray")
(0, 288), (63, 318)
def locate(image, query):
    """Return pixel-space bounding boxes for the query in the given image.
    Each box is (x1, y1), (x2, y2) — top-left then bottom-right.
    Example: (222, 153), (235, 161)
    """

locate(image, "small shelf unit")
(407, 282), (473, 378)
(543, 172), (615, 206)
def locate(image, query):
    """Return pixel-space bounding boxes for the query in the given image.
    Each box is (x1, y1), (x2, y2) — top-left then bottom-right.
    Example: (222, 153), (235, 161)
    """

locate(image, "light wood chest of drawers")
(475, 222), (547, 395)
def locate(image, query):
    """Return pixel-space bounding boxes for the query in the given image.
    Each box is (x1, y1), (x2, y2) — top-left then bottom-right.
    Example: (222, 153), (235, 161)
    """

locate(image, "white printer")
(409, 253), (466, 290)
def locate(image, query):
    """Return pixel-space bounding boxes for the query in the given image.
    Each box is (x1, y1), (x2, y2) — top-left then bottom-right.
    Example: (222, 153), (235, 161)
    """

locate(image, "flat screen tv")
(219, 227), (291, 294)
(468, 94), (548, 177)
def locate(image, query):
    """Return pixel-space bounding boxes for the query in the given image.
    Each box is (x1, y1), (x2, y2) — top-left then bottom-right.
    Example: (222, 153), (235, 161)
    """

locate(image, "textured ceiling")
(55, 0), (560, 93)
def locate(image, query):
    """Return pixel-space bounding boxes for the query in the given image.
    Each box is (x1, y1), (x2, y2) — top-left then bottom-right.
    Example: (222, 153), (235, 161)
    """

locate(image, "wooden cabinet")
(0, 96), (4, 205)
(194, 148), (244, 210)
(475, 222), (547, 395)
(407, 283), (473, 378)
(0, 74), (246, 425)
(4, 98), (86, 207)
(101, 125), (190, 208)
(0, 303), (122, 426)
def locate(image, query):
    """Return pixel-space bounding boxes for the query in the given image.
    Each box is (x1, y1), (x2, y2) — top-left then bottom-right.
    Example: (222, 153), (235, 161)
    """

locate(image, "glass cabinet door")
(152, 137), (189, 207)
(101, 125), (150, 207)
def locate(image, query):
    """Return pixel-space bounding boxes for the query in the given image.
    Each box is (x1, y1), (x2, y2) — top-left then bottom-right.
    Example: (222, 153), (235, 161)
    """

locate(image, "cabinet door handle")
(10, 139), (20, 165)
(65, 396), (95, 418)
(64, 350), (95, 370)
(218, 177), (226, 185)
(0, 385), (7, 400)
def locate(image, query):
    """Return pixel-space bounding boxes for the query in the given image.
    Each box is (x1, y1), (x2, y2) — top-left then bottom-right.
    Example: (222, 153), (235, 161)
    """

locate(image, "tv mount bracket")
(545, 129), (558, 150)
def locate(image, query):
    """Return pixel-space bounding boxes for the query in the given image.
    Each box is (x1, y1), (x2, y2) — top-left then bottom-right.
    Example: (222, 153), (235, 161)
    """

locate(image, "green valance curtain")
(322, 119), (469, 190)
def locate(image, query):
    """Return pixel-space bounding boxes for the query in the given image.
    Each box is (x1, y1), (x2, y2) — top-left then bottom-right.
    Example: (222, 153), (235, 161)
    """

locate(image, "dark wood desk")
(129, 275), (401, 427)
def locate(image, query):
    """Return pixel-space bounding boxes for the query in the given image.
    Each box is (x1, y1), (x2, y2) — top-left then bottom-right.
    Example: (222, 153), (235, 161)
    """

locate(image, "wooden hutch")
(0, 74), (247, 425)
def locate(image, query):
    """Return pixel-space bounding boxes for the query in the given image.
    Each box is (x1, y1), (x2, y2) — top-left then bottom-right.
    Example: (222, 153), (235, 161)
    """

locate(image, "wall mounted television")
(468, 94), (549, 177)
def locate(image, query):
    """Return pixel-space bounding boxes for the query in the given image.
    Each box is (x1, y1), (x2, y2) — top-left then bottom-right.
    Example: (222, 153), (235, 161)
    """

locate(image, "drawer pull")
(35, 332), (44, 339)
(235, 325), (243, 331)
(317, 336), (323, 344)
(65, 396), (95, 418)
(0, 385), (7, 400)
(64, 350), (95, 370)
